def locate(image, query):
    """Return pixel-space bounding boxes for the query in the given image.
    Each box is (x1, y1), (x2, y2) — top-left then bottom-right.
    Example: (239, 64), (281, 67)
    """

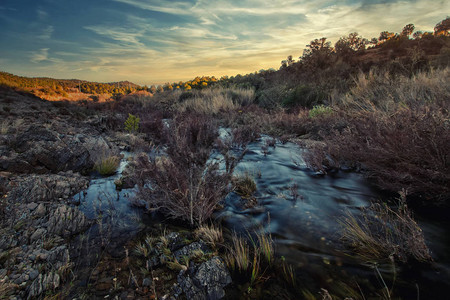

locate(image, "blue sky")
(0, 0), (448, 85)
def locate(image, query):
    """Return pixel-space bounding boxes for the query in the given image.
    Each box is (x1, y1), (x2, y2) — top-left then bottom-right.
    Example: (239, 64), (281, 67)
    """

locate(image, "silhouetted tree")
(301, 37), (334, 69)
(335, 32), (368, 57)
(379, 31), (396, 42)
(434, 17), (450, 36)
(401, 24), (415, 37)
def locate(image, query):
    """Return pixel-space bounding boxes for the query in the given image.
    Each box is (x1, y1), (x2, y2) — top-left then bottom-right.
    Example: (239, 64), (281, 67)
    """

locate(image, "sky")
(0, 0), (448, 85)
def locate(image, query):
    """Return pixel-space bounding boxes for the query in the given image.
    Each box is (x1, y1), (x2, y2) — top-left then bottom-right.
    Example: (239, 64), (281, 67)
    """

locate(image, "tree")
(401, 24), (415, 37)
(335, 32), (368, 56)
(434, 17), (450, 36)
(301, 37), (334, 69)
(379, 31), (396, 42)
(281, 55), (295, 69)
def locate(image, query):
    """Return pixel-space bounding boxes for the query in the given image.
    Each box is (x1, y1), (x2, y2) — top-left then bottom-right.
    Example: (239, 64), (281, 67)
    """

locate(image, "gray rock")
(47, 204), (91, 237)
(30, 228), (47, 243)
(34, 203), (46, 217)
(173, 241), (208, 262)
(7, 172), (89, 203)
(28, 272), (60, 299)
(29, 269), (39, 280)
(27, 202), (38, 211)
(177, 257), (231, 300)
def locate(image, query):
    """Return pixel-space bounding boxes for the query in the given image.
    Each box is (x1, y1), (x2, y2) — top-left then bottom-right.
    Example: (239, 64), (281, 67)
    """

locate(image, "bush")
(94, 155), (120, 176)
(312, 68), (450, 201)
(308, 104), (333, 118)
(135, 113), (233, 226)
(124, 113), (140, 133)
(282, 85), (327, 109)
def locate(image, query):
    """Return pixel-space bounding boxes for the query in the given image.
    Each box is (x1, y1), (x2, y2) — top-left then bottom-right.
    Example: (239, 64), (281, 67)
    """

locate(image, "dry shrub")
(340, 191), (432, 263)
(312, 68), (450, 201)
(135, 113), (232, 226)
(322, 107), (449, 200)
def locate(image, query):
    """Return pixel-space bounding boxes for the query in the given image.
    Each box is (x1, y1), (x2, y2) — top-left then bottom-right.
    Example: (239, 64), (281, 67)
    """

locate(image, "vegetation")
(340, 191), (432, 263)
(135, 114), (233, 226)
(124, 113), (140, 133)
(94, 155), (121, 176)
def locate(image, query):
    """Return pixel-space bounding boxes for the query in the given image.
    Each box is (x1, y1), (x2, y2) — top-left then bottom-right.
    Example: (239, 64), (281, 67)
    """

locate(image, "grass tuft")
(94, 155), (120, 176)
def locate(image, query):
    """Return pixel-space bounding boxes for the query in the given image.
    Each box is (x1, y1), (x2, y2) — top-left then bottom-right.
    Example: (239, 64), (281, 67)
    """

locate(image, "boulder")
(176, 257), (231, 300)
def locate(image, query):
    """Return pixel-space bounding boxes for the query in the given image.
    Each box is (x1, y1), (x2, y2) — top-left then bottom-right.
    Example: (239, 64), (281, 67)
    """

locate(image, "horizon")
(0, 0), (448, 86)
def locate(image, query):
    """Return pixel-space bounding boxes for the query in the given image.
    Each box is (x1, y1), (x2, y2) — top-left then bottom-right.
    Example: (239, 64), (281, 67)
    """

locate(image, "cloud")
(37, 8), (48, 21)
(39, 25), (54, 40)
(30, 48), (50, 63)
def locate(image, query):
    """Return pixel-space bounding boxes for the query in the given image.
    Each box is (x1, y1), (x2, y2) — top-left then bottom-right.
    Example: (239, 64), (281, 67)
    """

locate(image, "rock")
(27, 202), (38, 211)
(46, 245), (70, 270)
(47, 204), (91, 237)
(29, 269), (39, 280)
(30, 228), (47, 243)
(7, 172), (89, 203)
(28, 272), (60, 299)
(173, 241), (208, 262)
(35, 203), (46, 217)
(177, 257), (231, 300)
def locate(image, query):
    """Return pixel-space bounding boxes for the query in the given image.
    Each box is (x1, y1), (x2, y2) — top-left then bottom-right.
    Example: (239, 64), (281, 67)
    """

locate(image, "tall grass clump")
(94, 155), (120, 176)
(177, 87), (255, 114)
(195, 223), (224, 248)
(135, 113), (232, 226)
(340, 191), (432, 263)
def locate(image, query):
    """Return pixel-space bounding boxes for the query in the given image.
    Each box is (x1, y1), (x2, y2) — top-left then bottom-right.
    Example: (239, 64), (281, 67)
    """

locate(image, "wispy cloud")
(37, 8), (48, 21)
(39, 25), (54, 40)
(30, 48), (50, 63)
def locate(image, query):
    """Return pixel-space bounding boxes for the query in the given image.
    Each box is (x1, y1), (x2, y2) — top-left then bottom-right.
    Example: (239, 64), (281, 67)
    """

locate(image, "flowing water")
(69, 134), (450, 298)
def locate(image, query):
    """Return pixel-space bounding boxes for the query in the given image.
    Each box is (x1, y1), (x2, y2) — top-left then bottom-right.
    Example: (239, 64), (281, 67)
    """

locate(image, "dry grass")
(177, 87), (255, 114)
(339, 67), (450, 113)
(225, 233), (251, 272)
(94, 155), (120, 176)
(232, 172), (257, 199)
(195, 223), (223, 248)
(340, 191), (432, 263)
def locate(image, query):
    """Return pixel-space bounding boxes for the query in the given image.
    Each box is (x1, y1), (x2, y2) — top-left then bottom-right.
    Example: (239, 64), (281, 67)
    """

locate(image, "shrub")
(135, 113), (232, 226)
(312, 68), (450, 201)
(308, 104), (333, 118)
(340, 191), (432, 263)
(94, 155), (120, 176)
(124, 113), (140, 133)
(282, 85), (327, 109)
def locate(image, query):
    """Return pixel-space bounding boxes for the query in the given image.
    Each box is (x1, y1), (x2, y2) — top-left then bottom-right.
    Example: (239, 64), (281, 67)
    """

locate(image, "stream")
(68, 133), (450, 298)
